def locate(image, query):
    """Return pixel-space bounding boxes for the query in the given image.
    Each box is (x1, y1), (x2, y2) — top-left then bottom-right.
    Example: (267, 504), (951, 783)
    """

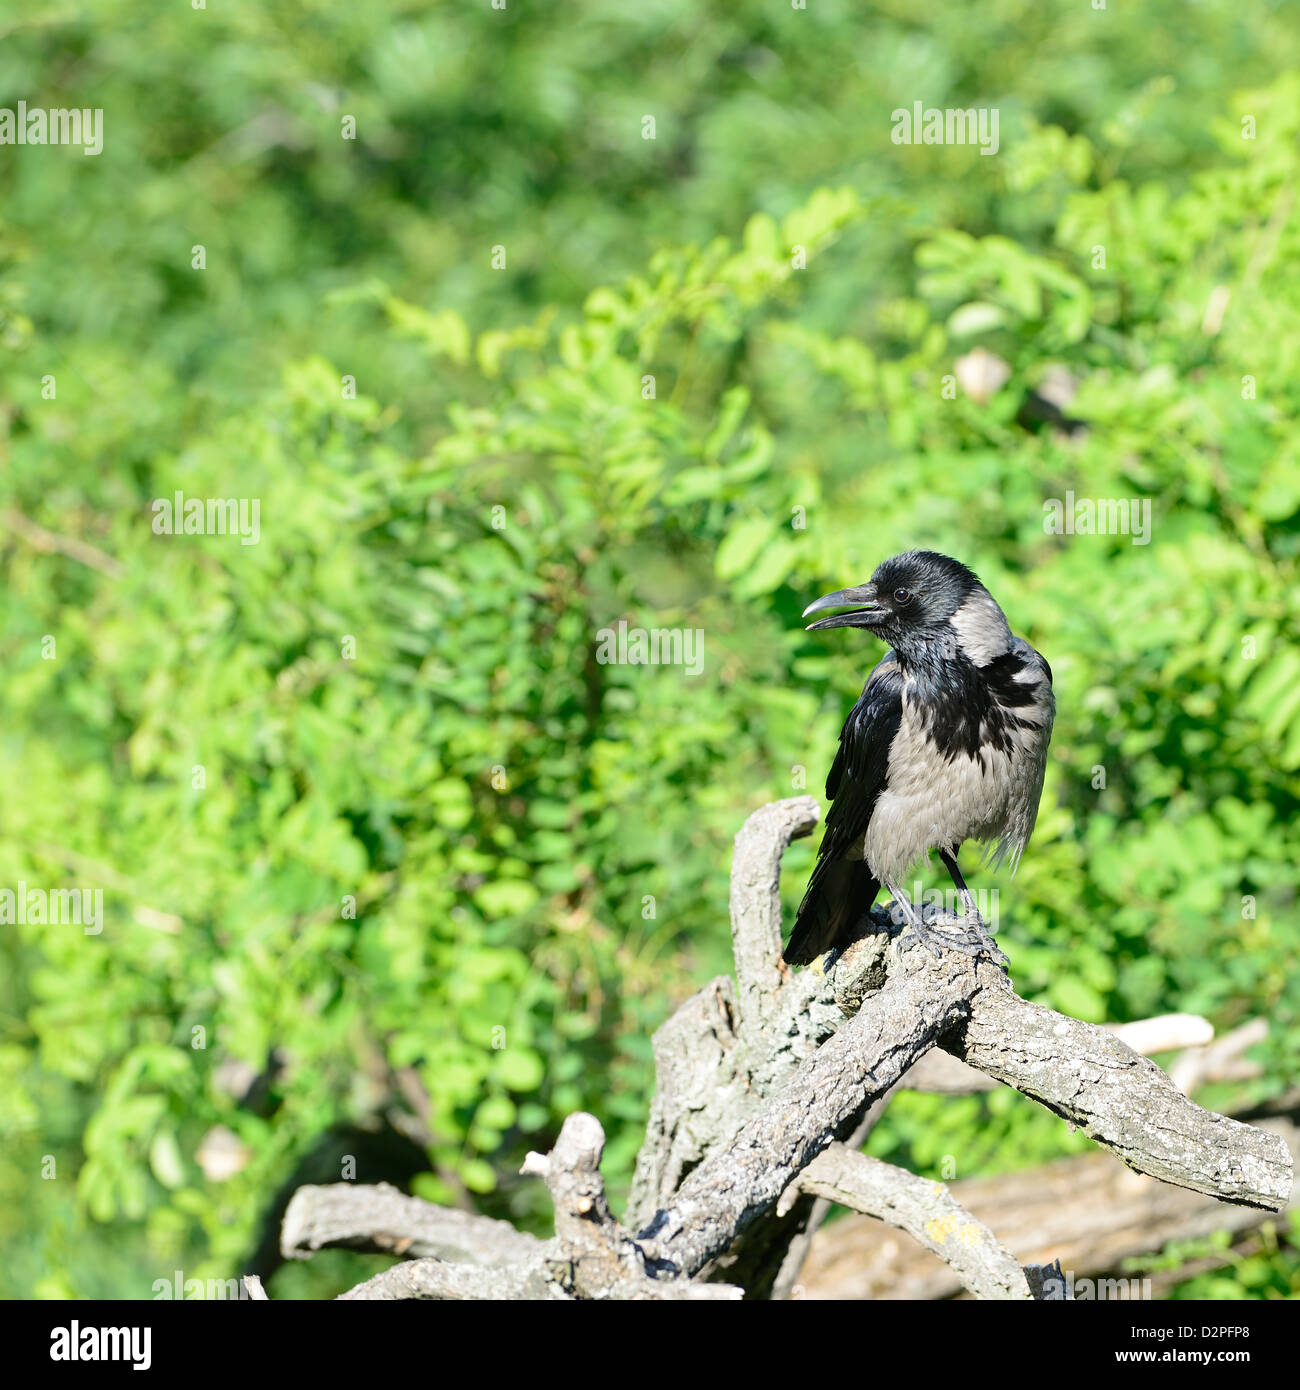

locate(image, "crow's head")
(803, 550), (1010, 664)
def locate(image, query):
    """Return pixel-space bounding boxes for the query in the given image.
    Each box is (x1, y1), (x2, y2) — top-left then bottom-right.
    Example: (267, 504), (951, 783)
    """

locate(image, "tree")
(265, 800), (1292, 1300)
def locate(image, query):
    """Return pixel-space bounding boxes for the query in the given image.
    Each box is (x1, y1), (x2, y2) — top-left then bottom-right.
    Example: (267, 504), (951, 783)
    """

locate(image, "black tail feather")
(783, 859), (880, 965)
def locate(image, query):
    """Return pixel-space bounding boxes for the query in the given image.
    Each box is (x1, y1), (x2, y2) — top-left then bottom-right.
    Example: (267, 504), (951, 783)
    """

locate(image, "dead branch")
(1, 506), (124, 578)
(904, 1013), (1216, 1096)
(259, 797), (1292, 1301)
(281, 1181), (543, 1265)
(338, 1256), (556, 1301)
(634, 928), (985, 1278)
(1168, 1019), (1267, 1095)
(800, 1106), (1300, 1301)
(780, 1144), (1035, 1300)
(944, 986), (1287, 1208)
(729, 795), (820, 1036)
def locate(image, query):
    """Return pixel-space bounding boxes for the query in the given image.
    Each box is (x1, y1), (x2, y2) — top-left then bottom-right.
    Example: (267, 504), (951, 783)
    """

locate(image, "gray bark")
(784, 1144), (1035, 1300)
(946, 987), (1288, 1208)
(634, 932), (984, 1277)
(282, 1181), (543, 1265)
(801, 1109), (1300, 1301)
(255, 797), (1293, 1301)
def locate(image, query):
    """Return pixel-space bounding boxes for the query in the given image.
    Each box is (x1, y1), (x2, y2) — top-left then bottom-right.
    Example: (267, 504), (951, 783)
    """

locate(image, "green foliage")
(1123, 1212), (1300, 1300)
(2, 3), (1298, 1300)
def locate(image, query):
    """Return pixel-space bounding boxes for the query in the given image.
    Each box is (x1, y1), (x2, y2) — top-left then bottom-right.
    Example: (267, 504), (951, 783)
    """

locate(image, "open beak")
(803, 584), (886, 632)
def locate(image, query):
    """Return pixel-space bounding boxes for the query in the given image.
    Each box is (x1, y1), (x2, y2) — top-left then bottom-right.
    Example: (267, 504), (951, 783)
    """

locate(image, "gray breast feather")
(864, 638), (1054, 882)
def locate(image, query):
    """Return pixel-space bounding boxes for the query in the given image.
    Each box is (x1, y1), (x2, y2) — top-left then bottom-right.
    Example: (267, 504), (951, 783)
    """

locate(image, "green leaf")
(496, 1049), (546, 1093)
(715, 517), (776, 580)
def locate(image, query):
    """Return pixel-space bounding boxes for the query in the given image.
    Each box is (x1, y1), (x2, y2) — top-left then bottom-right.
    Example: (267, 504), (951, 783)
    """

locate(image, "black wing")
(784, 654), (903, 965)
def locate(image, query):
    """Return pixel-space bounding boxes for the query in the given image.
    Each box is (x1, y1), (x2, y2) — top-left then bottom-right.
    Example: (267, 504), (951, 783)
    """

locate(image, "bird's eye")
(894, 587), (912, 605)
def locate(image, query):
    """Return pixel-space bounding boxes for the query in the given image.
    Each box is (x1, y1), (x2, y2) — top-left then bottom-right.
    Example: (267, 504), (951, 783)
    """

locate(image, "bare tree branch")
(904, 1013), (1216, 1096)
(521, 1112), (743, 1300)
(769, 1091), (893, 1301)
(282, 1181), (543, 1265)
(271, 797), (1293, 1303)
(1, 506), (124, 578)
(636, 930), (985, 1278)
(338, 1257), (556, 1301)
(781, 1143), (1036, 1300)
(336, 1114), (744, 1300)
(801, 1107), (1300, 1301)
(729, 795), (819, 1035)
(943, 986), (1290, 1209)
(1169, 1019), (1267, 1096)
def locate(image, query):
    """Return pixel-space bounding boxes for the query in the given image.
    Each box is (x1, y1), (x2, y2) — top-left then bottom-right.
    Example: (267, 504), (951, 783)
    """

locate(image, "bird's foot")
(954, 912), (1009, 970)
(884, 890), (1008, 970)
(966, 934), (1009, 971)
(908, 915), (1008, 970)
(905, 915), (963, 960)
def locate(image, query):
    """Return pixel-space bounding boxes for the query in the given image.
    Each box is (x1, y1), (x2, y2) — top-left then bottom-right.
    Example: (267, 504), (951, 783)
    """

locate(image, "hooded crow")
(785, 550), (1054, 968)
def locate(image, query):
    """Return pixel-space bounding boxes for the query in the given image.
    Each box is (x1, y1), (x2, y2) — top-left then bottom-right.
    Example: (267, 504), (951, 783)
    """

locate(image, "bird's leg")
(938, 847), (983, 924)
(880, 878), (980, 960)
(938, 849), (1008, 969)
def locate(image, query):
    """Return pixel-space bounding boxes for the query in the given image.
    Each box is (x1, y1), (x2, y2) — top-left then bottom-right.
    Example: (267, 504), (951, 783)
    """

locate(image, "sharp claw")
(907, 917), (1008, 969)
(888, 892), (1008, 970)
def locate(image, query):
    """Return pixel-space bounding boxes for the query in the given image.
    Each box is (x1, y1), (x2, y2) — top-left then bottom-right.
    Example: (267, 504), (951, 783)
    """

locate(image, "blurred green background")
(2, 1), (1298, 1300)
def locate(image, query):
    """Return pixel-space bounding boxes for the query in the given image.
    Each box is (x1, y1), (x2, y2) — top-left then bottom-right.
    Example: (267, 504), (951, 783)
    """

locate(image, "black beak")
(803, 584), (886, 632)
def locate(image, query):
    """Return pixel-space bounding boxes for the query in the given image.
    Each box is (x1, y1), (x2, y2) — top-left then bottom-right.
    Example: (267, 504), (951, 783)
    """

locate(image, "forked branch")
(267, 799), (1291, 1300)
